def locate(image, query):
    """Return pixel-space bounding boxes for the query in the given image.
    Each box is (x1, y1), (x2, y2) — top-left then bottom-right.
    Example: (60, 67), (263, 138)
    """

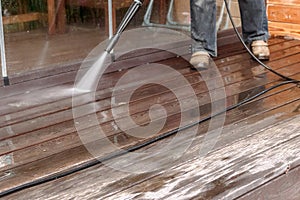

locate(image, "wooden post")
(47, 0), (56, 35)
(18, 0), (26, 31)
(159, 0), (167, 24)
(56, 0), (66, 33)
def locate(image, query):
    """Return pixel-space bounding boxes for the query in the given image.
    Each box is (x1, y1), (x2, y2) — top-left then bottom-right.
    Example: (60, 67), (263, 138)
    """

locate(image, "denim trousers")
(190, 0), (269, 56)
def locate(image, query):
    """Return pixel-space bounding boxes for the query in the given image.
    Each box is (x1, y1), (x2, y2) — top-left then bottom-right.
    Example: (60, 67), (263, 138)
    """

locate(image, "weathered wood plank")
(101, 116), (300, 199)
(239, 165), (300, 200)
(4, 102), (300, 199)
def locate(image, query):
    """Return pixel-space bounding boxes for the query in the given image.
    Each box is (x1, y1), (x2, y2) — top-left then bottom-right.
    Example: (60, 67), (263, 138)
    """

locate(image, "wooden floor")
(1, 27), (107, 78)
(0, 29), (300, 199)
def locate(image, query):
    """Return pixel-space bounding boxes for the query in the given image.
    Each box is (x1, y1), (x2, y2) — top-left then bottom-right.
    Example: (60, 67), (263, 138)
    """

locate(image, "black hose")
(1, 1), (300, 197)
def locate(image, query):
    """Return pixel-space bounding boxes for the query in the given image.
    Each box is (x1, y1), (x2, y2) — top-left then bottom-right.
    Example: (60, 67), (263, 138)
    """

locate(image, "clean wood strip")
(1, 74), (299, 187)
(1, 40), (298, 133)
(0, 42), (293, 167)
(1, 50), (299, 156)
(0, 37), (292, 116)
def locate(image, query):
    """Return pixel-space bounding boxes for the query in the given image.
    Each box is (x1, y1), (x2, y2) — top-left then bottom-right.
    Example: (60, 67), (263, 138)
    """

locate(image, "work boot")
(189, 51), (210, 70)
(251, 40), (270, 60)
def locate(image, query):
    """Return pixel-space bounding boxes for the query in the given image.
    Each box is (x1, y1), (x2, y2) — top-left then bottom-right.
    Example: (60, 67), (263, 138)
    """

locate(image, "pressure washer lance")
(105, 0), (144, 61)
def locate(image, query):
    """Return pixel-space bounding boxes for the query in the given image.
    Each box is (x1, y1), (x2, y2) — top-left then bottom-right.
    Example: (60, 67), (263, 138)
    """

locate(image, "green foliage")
(1, 0), (19, 15)
(28, 0), (47, 12)
(1, 0), (47, 33)
(1, 0), (47, 15)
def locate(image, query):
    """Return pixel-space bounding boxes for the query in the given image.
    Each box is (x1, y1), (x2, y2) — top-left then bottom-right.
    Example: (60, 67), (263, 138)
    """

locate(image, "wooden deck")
(0, 29), (300, 199)
(1, 28), (107, 77)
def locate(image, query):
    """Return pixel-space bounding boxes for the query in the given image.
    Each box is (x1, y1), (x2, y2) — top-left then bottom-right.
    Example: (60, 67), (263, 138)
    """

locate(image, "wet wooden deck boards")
(0, 29), (300, 199)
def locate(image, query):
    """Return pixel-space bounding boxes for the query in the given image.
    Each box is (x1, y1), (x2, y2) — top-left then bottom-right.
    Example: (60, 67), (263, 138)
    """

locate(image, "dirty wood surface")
(0, 28), (300, 199)
(18, 114), (298, 200)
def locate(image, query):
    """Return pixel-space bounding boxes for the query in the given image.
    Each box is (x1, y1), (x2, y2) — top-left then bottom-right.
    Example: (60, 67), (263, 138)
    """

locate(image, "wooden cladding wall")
(267, 0), (300, 39)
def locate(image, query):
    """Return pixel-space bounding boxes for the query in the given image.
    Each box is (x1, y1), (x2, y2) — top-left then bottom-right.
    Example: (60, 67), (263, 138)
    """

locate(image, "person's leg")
(238, 0), (270, 60)
(190, 0), (217, 57)
(238, 0), (269, 44)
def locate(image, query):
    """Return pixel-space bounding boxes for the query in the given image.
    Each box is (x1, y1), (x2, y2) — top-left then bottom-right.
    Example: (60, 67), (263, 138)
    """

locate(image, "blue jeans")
(190, 0), (269, 56)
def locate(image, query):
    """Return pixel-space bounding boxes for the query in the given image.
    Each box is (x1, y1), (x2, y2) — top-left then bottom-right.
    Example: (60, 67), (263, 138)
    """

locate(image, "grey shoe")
(251, 40), (270, 60)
